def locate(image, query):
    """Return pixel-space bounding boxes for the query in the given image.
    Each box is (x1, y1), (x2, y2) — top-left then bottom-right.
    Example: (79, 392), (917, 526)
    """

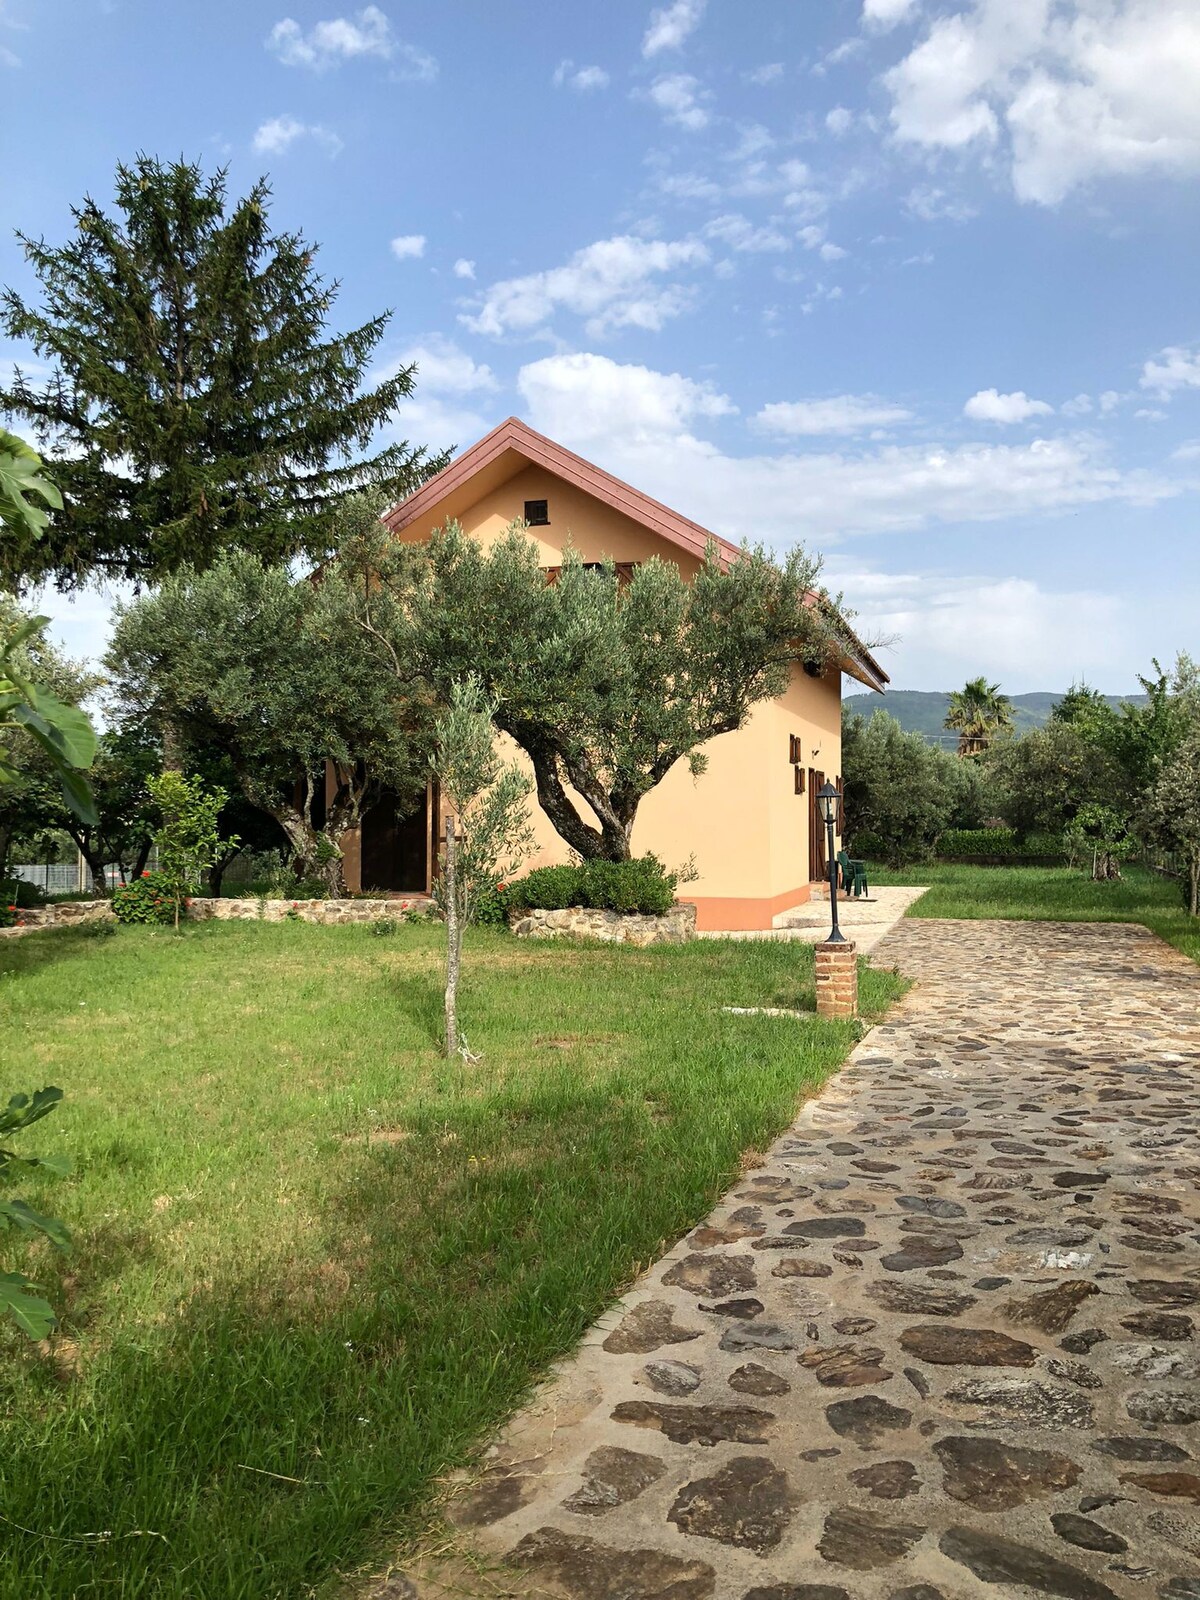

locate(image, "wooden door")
(808, 767), (826, 881)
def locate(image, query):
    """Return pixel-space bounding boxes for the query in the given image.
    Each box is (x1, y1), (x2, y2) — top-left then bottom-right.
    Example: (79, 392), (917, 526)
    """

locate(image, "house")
(339, 417), (888, 930)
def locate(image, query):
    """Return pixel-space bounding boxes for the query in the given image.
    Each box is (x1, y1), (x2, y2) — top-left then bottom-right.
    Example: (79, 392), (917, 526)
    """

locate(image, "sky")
(2, 0), (1198, 694)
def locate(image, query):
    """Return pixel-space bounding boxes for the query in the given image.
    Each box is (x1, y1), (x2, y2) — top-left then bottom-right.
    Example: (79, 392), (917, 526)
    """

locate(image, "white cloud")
(745, 62), (784, 85)
(515, 351), (1173, 547)
(518, 352), (735, 447)
(389, 335), (497, 395)
(376, 335), (499, 452)
(645, 72), (710, 130)
(754, 395), (915, 436)
(904, 183), (977, 222)
(0, 0), (25, 68)
(1061, 393), (1093, 416)
(1171, 439), (1200, 461)
(842, 567), (1126, 689)
(267, 6), (436, 79)
(642, 0), (705, 58)
(964, 387), (1054, 423)
(453, 258), (476, 280)
(1141, 343), (1200, 396)
(460, 234), (709, 339)
(797, 224), (847, 261)
(704, 213), (791, 252)
(863, 0), (919, 29)
(252, 115), (342, 156)
(883, 0), (1200, 205)
(825, 106), (855, 135)
(390, 233), (427, 261)
(552, 59), (610, 91)
(1099, 389), (1120, 413)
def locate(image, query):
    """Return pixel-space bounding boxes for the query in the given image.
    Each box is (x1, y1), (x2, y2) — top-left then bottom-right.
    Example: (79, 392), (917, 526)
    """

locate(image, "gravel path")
(391, 919), (1200, 1600)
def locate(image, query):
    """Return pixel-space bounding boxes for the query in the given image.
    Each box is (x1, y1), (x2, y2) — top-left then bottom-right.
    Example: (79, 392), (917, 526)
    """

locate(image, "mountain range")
(843, 689), (1145, 745)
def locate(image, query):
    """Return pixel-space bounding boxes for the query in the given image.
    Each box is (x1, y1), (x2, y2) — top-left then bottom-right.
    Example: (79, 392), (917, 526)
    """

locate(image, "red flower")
(496, 883), (507, 892)
(141, 870), (150, 878)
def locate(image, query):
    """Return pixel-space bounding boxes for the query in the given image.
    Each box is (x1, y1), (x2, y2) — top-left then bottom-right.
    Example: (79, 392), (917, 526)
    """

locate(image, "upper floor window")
(524, 499), (550, 526)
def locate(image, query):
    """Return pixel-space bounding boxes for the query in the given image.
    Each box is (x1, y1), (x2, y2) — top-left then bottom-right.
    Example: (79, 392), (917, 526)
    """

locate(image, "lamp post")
(816, 780), (845, 943)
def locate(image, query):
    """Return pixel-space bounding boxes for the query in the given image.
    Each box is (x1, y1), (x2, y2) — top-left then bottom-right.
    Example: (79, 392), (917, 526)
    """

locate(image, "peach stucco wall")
(412, 463), (845, 930)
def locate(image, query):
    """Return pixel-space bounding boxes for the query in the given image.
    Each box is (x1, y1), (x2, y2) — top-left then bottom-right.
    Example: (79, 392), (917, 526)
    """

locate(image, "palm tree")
(944, 676), (1014, 757)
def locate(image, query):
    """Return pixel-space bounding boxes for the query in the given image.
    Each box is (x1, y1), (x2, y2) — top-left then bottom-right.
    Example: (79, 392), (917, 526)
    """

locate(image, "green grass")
(868, 861), (1200, 965)
(0, 922), (903, 1600)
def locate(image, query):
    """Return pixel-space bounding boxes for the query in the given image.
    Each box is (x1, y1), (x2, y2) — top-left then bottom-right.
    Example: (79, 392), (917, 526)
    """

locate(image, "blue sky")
(3, 0), (1198, 692)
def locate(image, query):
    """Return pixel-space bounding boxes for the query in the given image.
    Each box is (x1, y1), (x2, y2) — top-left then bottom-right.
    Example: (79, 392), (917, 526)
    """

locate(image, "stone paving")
(396, 919), (1200, 1600)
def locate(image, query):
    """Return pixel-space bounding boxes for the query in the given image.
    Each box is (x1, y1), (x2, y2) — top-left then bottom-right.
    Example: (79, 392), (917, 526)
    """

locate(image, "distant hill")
(844, 688), (1146, 747)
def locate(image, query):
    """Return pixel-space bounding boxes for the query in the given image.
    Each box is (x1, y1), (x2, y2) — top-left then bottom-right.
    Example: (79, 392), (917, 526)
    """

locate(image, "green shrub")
(112, 871), (176, 925)
(937, 827), (1065, 860)
(366, 917), (399, 936)
(242, 873), (328, 901)
(472, 884), (511, 927)
(505, 855), (678, 916)
(0, 879), (47, 909)
(938, 827), (1020, 857)
(81, 918), (117, 939)
(504, 865), (578, 913)
(0, 900), (17, 929)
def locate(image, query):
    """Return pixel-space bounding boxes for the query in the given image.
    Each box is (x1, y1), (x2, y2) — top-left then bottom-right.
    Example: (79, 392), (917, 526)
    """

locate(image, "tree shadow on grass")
(0, 1073), (728, 1599)
(0, 923), (122, 980)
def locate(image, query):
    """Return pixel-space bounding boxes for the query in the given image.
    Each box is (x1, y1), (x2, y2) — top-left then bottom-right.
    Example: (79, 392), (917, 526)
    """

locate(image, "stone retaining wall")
(0, 896), (432, 937)
(509, 903), (696, 946)
(0, 900), (115, 937)
(186, 896), (431, 924)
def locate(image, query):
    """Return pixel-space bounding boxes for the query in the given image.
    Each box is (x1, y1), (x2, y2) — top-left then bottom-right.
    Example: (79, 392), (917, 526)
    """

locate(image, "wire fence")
(5, 859), (154, 895)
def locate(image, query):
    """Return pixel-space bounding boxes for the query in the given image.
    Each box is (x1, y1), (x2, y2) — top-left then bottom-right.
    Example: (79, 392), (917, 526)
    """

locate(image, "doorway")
(359, 785), (432, 893)
(808, 767), (826, 881)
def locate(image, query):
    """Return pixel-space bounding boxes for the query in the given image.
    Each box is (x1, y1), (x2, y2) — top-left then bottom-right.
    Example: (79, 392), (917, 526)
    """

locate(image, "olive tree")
(107, 546), (432, 893)
(347, 520), (838, 862)
(431, 677), (533, 1057)
(1145, 723), (1200, 916)
(841, 710), (983, 865)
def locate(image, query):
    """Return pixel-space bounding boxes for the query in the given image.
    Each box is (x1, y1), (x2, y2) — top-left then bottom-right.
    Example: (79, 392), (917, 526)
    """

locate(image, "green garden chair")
(837, 849), (869, 899)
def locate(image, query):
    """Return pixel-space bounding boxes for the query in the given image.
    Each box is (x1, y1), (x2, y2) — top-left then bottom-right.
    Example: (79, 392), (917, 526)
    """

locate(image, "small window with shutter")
(524, 499), (550, 526)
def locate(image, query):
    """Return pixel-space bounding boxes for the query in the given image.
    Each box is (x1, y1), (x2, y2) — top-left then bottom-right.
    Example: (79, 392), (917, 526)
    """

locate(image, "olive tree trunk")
(443, 813), (461, 1057)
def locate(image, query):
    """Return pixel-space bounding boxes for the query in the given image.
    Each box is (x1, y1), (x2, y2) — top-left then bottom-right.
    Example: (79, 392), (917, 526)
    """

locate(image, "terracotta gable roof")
(384, 415), (888, 690)
(385, 415), (743, 567)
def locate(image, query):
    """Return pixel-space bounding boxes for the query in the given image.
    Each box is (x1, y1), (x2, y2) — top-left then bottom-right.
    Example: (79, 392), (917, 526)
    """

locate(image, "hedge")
(936, 828), (1065, 860)
(504, 855), (679, 916)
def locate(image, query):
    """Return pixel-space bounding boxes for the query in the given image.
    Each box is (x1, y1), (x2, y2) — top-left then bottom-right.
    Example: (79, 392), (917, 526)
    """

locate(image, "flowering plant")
(111, 870), (175, 925)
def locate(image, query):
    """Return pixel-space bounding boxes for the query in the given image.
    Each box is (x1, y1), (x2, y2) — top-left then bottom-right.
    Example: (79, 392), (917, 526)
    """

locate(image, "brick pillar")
(814, 939), (858, 1020)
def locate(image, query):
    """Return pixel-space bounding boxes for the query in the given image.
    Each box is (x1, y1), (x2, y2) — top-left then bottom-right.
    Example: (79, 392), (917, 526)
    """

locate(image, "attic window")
(524, 499), (550, 526)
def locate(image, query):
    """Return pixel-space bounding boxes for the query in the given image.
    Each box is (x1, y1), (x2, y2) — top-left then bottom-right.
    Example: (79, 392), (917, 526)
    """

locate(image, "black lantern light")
(816, 780), (845, 943)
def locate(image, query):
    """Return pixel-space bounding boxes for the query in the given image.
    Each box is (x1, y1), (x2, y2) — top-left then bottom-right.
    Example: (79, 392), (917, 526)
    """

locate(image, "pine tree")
(1, 156), (447, 588)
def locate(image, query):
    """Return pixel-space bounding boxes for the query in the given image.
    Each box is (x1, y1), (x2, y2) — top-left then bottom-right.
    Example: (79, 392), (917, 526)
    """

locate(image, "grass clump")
(870, 860), (1199, 966)
(0, 920), (902, 1599)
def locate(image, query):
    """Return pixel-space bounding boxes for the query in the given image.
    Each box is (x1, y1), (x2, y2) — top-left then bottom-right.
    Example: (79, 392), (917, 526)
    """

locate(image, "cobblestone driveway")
(401, 920), (1200, 1600)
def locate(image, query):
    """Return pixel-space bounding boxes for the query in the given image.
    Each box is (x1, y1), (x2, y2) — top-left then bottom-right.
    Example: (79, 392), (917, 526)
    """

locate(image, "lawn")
(0, 921), (903, 1600)
(868, 860), (1199, 965)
